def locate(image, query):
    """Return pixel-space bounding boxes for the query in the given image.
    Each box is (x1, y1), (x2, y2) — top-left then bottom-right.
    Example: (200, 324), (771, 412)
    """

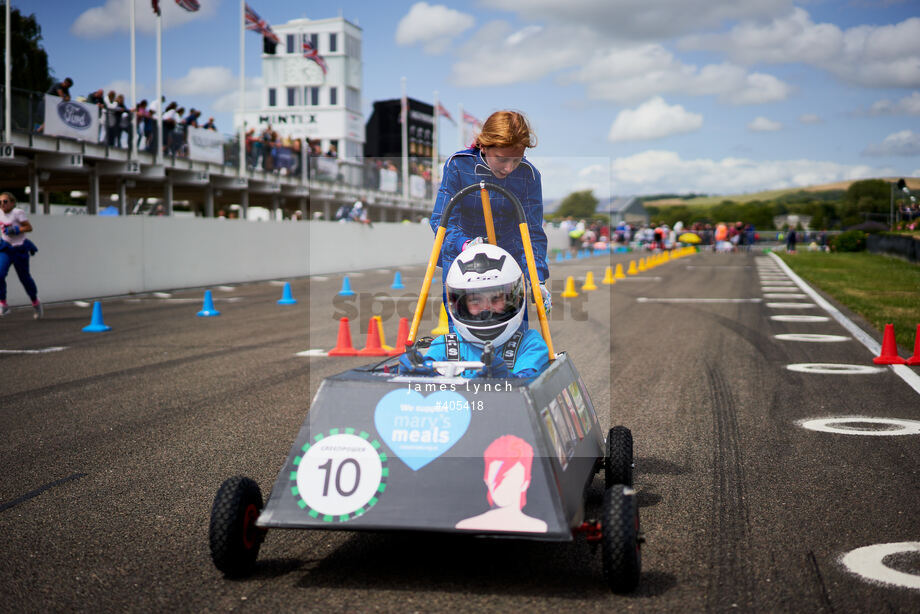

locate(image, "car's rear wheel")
(601, 484), (641, 593)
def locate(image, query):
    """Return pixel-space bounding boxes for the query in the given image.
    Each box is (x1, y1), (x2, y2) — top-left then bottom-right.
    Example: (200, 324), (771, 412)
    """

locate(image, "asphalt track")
(2, 249), (919, 613)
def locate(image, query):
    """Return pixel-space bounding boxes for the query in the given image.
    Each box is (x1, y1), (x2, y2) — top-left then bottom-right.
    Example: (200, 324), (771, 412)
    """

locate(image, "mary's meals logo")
(57, 101), (92, 131)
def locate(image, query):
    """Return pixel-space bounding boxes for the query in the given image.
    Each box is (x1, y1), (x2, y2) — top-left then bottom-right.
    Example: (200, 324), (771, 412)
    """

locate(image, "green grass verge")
(778, 252), (920, 351)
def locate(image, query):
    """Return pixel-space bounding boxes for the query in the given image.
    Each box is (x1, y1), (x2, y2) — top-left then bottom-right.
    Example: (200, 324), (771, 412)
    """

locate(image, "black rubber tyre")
(605, 426), (633, 488)
(601, 485), (641, 593)
(209, 476), (266, 578)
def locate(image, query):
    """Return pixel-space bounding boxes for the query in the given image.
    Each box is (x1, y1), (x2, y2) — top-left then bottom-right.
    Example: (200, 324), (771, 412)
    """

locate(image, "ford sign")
(57, 101), (92, 131)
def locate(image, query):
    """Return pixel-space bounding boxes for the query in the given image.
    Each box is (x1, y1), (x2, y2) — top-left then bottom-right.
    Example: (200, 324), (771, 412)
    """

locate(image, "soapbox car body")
(208, 182), (642, 592)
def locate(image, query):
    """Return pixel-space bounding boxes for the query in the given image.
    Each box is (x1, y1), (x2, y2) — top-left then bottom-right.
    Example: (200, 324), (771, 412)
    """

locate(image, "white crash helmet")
(445, 243), (525, 347)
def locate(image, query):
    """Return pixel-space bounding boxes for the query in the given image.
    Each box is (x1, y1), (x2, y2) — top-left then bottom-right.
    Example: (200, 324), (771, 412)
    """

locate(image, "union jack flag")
(303, 40), (328, 75)
(174, 0), (200, 11)
(437, 103), (455, 124)
(462, 111), (481, 126)
(245, 3), (280, 44)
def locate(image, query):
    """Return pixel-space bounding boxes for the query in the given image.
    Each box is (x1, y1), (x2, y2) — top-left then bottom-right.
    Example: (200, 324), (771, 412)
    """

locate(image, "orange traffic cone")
(359, 317), (389, 356)
(328, 317), (358, 356)
(873, 324), (906, 365)
(388, 317), (410, 356)
(906, 324), (920, 366)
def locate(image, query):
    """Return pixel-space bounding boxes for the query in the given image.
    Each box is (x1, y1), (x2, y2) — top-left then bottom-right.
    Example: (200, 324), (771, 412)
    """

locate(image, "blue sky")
(15, 0), (920, 199)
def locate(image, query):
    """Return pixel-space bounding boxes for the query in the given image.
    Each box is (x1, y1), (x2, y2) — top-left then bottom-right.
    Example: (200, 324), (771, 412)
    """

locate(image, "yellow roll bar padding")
(408, 226), (446, 344)
(519, 222), (555, 361)
(479, 181), (497, 246)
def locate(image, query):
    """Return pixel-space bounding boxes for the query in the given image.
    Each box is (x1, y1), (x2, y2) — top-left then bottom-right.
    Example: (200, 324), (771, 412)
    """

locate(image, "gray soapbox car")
(208, 182), (642, 592)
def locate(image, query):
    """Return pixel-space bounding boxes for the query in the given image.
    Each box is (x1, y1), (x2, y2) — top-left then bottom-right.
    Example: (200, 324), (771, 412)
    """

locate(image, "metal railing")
(1, 85), (436, 198)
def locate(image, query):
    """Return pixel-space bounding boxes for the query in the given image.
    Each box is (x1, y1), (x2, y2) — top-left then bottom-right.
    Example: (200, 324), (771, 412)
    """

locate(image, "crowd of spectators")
(38, 78), (219, 156)
(34, 78), (437, 196)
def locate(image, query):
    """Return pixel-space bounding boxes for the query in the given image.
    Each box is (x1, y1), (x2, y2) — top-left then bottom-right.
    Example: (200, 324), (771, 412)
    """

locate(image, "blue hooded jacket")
(430, 148), (548, 283)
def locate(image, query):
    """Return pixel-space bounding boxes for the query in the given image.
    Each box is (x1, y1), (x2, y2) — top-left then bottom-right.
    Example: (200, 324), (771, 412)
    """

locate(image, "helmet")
(445, 244), (525, 347)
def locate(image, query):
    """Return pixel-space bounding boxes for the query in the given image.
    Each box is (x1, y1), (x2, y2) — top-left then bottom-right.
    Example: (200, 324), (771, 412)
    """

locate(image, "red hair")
(483, 435), (534, 508)
(474, 110), (536, 150)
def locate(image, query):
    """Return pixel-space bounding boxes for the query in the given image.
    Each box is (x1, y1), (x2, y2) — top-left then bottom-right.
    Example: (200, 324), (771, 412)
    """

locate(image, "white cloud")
(608, 97), (702, 142)
(165, 66), (237, 97)
(212, 78), (263, 115)
(605, 150), (884, 195)
(72, 0), (214, 38)
(799, 113), (822, 124)
(863, 130), (920, 156)
(868, 92), (920, 116)
(482, 0), (792, 40)
(748, 116), (782, 131)
(450, 21), (588, 86)
(681, 8), (920, 88)
(396, 2), (475, 54)
(568, 44), (791, 104)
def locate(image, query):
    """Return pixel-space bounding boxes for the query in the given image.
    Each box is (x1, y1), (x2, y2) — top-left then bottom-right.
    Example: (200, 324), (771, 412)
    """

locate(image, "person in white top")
(0, 193), (42, 318)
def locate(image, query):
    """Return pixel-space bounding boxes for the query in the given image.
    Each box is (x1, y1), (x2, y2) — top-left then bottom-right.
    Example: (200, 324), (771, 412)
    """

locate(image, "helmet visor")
(448, 279), (525, 327)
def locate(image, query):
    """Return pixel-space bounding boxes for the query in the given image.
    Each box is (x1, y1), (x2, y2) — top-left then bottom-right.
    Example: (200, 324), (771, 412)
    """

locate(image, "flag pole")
(238, 0), (245, 175)
(432, 90), (439, 189)
(4, 0), (11, 144)
(459, 103), (466, 150)
(401, 76), (409, 203)
(155, 6), (163, 164)
(130, 0), (137, 156)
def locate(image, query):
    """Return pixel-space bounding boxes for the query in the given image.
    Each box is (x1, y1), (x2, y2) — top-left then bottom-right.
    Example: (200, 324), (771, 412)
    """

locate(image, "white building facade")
(237, 17), (364, 161)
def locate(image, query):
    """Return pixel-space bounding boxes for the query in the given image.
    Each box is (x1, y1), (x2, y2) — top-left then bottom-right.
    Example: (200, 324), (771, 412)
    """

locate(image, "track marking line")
(762, 286), (799, 292)
(786, 363), (885, 375)
(800, 417), (920, 436)
(310, 276), (329, 281)
(764, 293), (808, 299)
(841, 542), (920, 589)
(771, 315), (830, 322)
(124, 297), (245, 304)
(767, 302), (815, 309)
(74, 301), (91, 308)
(637, 297), (762, 303)
(296, 349), (328, 357)
(769, 253), (920, 396)
(685, 265), (753, 269)
(152, 292), (172, 298)
(615, 276), (662, 282)
(774, 333), (849, 342)
(0, 346), (68, 354)
(269, 280), (287, 286)
(217, 285), (235, 292)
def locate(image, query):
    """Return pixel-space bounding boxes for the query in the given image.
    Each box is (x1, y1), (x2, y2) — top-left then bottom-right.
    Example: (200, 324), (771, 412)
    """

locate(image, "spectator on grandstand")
(37, 78), (73, 133)
(134, 99), (156, 152)
(202, 117), (216, 131)
(49, 78), (73, 101)
(161, 102), (179, 156)
(106, 92), (128, 148)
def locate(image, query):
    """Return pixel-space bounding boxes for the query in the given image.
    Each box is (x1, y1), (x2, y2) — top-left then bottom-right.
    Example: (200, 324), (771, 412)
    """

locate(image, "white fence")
(5, 216), (569, 306)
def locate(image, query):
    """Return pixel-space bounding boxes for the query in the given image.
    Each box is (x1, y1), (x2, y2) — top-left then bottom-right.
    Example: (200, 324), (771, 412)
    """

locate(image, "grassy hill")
(644, 178), (920, 207)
